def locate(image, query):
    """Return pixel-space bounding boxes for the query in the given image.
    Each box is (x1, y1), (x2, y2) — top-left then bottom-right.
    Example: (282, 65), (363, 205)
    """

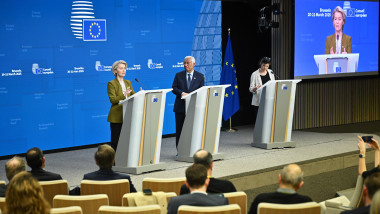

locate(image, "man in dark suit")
(26, 147), (62, 181)
(172, 56), (204, 149)
(180, 149), (236, 195)
(167, 164), (229, 214)
(0, 156), (26, 197)
(248, 164), (313, 214)
(341, 172), (380, 214)
(83, 144), (137, 192)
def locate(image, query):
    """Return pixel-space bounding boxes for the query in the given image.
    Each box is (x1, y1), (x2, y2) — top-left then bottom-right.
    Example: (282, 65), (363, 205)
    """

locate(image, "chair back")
(224, 191), (247, 214)
(81, 179), (129, 206)
(50, 206), (83, 214)
(349, 175), (364, 208)
(122, 191), (174, 214)
(98, 205), (161, 214)
(258, 202), (320, 214)
(178, 204), (241, 214)
(0, 181), (5, 185)
(53, 194), (109, 214)
(39, 180), (69, 207)
(142, 177), (185, 195)
(0, 197), (5, 213)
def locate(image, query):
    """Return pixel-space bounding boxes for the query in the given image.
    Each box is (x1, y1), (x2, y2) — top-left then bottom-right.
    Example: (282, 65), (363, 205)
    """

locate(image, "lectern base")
(114, 163), (166, 175)
(251, 141), (296, 149)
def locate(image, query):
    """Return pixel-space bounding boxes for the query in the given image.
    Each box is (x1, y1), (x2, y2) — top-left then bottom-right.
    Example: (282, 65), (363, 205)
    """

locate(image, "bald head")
(193, 149), (213, 169)
(5, 156), (26, 181)
(280, 164), (304, 189)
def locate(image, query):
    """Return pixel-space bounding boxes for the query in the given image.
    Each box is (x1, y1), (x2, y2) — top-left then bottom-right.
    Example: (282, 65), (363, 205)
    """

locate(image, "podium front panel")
(117, 98), (135, 166)
(141, 92), (163, 165)
(178, 93), (198, 157)
(203, 87), (223, 153)
(272, 81), (293, 142)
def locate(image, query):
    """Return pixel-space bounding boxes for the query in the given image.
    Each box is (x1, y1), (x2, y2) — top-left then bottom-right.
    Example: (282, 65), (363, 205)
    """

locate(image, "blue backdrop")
(0, 0), (222, 156)
(294, 0), (379, 78)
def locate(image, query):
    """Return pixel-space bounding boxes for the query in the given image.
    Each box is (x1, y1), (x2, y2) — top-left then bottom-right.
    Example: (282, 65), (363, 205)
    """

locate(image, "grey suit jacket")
(167, 192), (229, 214)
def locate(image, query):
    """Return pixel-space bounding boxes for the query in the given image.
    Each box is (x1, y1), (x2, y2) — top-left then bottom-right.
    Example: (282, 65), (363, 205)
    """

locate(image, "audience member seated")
(26, 147), (63, 181)
(167, 164), (229, 214)
(0, 156), (26, 197)
(83, 144), (137, 192)
(357, 136), (380, 179)
(180, 149), (236, 195)
(342, 172), (380, 214)
(4, 171), (50, 214)
(248, 163), (313, 214)
(370, 191), (380, 214)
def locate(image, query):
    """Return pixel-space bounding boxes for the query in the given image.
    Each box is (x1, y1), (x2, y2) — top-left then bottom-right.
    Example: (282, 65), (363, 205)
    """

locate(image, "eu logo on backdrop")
(83, 19), (107, 41)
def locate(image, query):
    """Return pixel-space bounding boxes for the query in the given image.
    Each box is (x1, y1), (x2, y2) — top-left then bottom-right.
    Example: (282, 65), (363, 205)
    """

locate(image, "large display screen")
(294, 0), (379, 79)
(0, 0), (222, 156)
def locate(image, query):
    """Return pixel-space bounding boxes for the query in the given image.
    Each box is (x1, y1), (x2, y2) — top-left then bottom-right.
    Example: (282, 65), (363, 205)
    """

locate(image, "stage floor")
(1, 121), (379, 192)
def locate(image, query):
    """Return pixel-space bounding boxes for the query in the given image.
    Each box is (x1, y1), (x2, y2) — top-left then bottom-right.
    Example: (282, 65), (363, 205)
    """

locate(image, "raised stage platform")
(1, 121), (379, 205)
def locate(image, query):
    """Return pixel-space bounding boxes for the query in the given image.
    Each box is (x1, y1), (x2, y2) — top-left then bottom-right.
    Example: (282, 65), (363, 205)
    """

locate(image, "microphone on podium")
(135, 78), (148, 90)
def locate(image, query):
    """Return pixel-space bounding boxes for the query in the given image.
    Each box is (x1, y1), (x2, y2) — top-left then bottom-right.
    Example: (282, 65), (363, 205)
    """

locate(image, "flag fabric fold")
(220, 35), (240, 121)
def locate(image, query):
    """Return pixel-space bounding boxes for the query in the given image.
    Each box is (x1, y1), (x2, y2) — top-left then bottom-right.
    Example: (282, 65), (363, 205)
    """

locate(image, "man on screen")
(325, 6), (352, 54)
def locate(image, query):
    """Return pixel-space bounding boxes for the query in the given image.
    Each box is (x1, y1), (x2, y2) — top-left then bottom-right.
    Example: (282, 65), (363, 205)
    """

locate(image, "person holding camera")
(357, 136), (380, 178)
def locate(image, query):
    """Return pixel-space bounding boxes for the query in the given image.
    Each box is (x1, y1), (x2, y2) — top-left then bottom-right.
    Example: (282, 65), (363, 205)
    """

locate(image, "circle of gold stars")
(89, 22), (101, 38)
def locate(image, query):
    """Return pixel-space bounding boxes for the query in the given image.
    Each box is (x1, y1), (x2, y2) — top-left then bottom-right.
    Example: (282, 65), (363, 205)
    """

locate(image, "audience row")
(1, 136), (380, 214)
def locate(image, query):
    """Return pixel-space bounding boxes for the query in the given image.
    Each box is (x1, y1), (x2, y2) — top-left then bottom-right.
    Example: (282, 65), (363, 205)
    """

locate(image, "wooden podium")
(177, 85), (230, 162)
(252, 80), (301, 149)
(113, 89), (172, 174)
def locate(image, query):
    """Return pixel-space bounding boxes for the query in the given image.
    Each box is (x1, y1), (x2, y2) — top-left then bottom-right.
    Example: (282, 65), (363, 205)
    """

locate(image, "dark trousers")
(110, 123), (122, 152)
(175, 112), (186, 149)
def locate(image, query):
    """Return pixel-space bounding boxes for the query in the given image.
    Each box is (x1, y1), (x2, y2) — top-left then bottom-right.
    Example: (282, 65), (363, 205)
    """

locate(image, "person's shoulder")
(83, 171), (97, 179)
(210, 178), (236, 191)
(341, 205), (370, 214)
(108, 79), (117, 85)
(326, 34), (335, 39)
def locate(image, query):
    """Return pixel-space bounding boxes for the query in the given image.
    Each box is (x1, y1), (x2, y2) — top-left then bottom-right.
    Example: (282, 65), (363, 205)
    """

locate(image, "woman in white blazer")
(249, 57), (275, 123)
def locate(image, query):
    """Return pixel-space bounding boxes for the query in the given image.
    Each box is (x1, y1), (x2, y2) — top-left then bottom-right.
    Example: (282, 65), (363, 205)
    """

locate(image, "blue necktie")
(187, 74), (191, 90)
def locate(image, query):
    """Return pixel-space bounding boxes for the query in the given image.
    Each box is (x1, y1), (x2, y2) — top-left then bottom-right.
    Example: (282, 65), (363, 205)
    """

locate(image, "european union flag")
(220, 35), (240, 121)
(83, 19), (107, 41)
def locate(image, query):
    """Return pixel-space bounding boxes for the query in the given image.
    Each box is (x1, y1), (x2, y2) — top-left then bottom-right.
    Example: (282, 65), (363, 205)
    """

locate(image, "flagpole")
(226, 28), (237, 133)
(228, 117), (237, 132)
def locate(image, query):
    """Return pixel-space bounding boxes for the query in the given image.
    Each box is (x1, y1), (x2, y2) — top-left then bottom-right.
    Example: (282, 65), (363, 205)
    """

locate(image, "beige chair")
(142, 177), (185, 195)
(0, 181), (5, 185)
(258, 202), (321, 214)
(98, 205), (161, 214)
(81, 179), (130, 206)
(0, 197), (5, 212)
(122, 191), (175, 214)
(321, 175), (364, 214)
(178, 204), (241, 214)
(50, 206), (83, 214)
(224, 192), (247, 214)
(39, 180), (69, 207)
(53, 194), (109, 214)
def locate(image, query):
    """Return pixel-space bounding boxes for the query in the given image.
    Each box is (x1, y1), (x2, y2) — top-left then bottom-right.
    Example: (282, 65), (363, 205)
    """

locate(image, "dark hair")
(259, 57), (271, 66)
(185, 164), (208, 189)
(95, 144), (115, 169)
(193, 149), (213, 169)
(364, 172), (380, 199)
(26, 147), (44, 169)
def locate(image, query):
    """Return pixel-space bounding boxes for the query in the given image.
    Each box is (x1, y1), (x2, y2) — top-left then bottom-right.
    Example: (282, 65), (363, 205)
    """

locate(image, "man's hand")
(181, 92), (188, 98)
